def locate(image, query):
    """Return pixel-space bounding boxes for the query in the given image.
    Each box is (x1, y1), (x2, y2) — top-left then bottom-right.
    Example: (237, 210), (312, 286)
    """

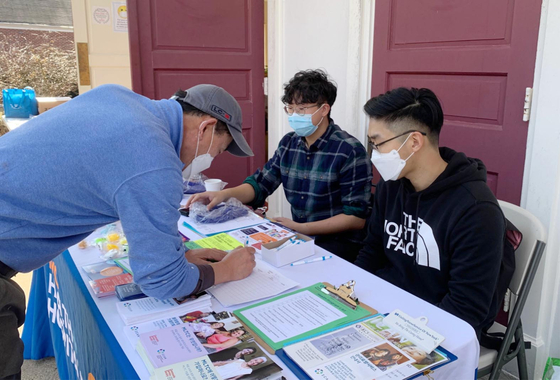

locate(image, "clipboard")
(233, 281), (377, 354)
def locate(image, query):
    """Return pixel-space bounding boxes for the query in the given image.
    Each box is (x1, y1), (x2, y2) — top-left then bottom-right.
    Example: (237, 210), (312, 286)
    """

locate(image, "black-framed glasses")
(368, 130), (427, 151)
(283, 104), (321, 117)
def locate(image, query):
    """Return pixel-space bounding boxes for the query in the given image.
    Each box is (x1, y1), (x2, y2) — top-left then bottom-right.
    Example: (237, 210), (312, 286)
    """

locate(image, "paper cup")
(204, 179), (227, 191)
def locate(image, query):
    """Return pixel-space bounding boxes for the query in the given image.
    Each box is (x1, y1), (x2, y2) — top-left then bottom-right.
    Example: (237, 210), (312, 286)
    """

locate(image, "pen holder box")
(261, 233), (315, 267)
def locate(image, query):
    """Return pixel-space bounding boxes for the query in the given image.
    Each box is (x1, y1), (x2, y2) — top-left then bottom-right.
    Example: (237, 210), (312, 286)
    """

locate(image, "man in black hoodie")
(355, 87), (506, 339)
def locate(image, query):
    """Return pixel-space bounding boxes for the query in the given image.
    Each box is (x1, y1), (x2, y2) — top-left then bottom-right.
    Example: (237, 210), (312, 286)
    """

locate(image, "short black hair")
(364, 87), (443, 144)
(282, 69), (337, 118)
(173, 89), (230, 135)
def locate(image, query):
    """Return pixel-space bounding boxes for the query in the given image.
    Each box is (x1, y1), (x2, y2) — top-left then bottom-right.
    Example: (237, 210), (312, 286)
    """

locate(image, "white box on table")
(261, 233), (314, 267)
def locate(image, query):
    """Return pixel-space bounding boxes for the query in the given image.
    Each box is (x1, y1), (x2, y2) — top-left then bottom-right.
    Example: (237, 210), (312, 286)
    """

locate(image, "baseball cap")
(172, 84), (254, 157)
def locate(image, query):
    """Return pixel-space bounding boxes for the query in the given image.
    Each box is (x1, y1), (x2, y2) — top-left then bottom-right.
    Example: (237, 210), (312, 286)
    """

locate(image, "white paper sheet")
(239, 290), (347, 343)
(207, 260), (298, 307)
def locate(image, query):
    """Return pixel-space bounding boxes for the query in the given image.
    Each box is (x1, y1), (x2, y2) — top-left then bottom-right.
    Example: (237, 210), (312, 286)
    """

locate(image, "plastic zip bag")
(189, 198), (249, 224)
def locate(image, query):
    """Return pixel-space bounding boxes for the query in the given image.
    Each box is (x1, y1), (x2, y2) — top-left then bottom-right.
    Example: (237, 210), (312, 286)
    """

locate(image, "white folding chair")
(477, 200), (547, 379)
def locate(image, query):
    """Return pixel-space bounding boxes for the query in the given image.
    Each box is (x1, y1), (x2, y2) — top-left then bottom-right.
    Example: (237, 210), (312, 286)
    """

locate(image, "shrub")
(0, 32), (79, 112)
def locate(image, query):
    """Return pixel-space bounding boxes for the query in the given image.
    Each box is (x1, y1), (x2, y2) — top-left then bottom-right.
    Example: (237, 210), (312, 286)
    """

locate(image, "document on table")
(234, 283), (373, 352)
(194, 233), (243, 251)
(239, 290), (346, 343)
(207, 260), (298, 307)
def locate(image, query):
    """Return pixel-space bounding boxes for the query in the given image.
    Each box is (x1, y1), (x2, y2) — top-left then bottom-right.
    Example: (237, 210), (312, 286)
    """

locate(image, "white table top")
(68, 219), (479, 380)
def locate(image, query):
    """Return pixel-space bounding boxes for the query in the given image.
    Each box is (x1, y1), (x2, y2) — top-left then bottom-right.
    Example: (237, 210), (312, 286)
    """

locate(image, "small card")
(383, 309), (445, 353)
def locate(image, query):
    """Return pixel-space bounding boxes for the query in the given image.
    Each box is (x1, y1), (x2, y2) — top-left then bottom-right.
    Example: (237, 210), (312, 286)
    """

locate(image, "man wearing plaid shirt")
(188, 70), (372, 261)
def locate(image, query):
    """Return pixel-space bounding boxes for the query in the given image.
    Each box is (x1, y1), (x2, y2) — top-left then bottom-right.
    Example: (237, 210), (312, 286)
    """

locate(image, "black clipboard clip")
(323, 280), (359, 309)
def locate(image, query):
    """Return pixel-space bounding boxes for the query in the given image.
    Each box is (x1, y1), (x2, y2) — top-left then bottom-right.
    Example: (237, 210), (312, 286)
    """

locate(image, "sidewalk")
(13, 272), (60, 380)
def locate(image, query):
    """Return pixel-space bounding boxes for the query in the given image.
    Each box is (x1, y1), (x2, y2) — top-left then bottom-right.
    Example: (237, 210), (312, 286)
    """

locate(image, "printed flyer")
(283, 321), (414, 379)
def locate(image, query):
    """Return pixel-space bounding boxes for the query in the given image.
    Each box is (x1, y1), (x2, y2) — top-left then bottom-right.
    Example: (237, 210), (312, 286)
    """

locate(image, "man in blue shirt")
(188, 70), (372, 261)
(0, 84), (256, 379)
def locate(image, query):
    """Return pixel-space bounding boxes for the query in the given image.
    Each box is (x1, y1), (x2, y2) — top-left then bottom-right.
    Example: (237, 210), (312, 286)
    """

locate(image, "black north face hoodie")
(356, 147), (506, 338)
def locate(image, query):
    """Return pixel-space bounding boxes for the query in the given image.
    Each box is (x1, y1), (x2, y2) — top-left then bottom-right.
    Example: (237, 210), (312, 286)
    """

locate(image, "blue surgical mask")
(288, 105), (325, 137)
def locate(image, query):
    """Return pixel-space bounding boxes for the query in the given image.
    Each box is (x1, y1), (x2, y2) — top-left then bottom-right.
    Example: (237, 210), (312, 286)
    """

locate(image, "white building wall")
(267, 0), (374, 219)
(519, 0), (560, 377)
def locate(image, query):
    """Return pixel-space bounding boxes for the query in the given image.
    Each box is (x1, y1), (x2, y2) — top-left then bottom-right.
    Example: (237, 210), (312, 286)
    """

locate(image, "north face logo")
(384, 212), (440, 270)
(211, 105), (231, 121)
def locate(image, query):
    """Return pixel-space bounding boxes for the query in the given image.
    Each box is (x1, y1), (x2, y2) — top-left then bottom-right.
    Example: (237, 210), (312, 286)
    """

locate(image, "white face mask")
(182, 122), (215, 180)
(370, 133), (414, 181)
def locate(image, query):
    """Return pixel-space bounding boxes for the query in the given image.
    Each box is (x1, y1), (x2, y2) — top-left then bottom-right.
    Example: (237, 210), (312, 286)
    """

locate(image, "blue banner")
(22, 251), (139, 380)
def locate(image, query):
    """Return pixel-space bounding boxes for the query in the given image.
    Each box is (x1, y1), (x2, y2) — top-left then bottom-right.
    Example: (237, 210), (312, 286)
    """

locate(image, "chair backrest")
(498, 200), (547, 295)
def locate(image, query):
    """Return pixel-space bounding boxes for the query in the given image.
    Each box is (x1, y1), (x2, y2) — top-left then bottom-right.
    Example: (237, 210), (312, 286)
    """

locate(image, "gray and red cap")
(173, 84), (254, 157)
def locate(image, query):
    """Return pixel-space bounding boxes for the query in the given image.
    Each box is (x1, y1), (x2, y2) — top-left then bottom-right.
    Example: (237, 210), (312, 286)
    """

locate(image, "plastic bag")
(2, 87), (38, 118)
(189, 198), (249, 224)
(78, 223), (128, 260)
(183, 173), (208, 194)
(543, 357), (560, 380)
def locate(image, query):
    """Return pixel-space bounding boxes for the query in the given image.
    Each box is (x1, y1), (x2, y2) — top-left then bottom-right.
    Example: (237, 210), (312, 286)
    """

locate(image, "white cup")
(204, 178), (227, 191)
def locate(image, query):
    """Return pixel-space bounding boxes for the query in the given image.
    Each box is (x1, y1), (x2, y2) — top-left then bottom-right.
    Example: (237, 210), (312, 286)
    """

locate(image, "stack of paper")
(132, 310), (283, 380)
(116, 293), (212, 325)
(148, 344), (283, 380)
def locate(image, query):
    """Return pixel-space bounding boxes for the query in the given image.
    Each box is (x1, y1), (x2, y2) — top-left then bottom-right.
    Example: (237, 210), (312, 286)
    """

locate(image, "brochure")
(227, 222), (295, 251)
(149, 342), (283, 380)
(116, 292), (212, 325)
(282, 320), (415, 379)
(124, 311), (250, 351)
(277, 314), (454, 380)
(131, 310), (283, 380)
(82, 261), (133, 297)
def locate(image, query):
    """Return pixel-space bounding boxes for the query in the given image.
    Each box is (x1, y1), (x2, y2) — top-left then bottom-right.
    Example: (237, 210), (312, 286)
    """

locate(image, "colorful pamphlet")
(124, 310), (250, 351)
(227, 222), (295, 251)
(233, 282), (376, 353)
(131, 310), (283, 380)
(277, 313), (455, 380)
(360, 314), (453, 380)
(82, 261), (133, 297)
(149, 342), (283, 380)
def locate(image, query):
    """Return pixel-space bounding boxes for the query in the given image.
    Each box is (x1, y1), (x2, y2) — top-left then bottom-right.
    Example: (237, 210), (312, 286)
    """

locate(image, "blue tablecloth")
(22, 251), (139, 379)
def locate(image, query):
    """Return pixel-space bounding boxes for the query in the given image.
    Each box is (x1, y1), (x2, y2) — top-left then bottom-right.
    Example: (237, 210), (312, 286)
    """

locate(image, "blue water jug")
(2, 87), (39, 118)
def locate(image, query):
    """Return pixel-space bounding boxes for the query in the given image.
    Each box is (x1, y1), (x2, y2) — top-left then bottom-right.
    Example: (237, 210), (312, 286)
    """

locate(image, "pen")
(290, 256), (333, 266)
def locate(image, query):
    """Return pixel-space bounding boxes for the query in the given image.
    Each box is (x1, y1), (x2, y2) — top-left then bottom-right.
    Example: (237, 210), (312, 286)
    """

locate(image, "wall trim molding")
(0, 22), (73, 33)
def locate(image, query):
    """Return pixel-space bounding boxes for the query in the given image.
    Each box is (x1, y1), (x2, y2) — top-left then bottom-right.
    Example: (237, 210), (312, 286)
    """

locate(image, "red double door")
(127, 0), (265, 186)
(372, 0), (542, 204)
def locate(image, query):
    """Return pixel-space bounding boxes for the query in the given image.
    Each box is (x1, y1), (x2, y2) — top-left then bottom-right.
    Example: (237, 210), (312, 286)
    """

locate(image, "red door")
(371, 0), (541, 204)
(127, 0), (265, 186)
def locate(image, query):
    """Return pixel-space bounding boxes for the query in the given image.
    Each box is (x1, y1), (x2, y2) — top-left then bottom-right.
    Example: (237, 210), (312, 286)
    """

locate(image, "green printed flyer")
(233, 282), (372, 352)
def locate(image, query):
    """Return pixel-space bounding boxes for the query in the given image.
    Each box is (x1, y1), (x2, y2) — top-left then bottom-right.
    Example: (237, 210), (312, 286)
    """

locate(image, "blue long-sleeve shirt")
(0, 84), (203, 299)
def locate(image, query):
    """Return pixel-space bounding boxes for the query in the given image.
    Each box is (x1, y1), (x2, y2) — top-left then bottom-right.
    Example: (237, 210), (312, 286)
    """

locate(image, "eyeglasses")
(368, 130), (427, 151)
(283, 104), (322, 116)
